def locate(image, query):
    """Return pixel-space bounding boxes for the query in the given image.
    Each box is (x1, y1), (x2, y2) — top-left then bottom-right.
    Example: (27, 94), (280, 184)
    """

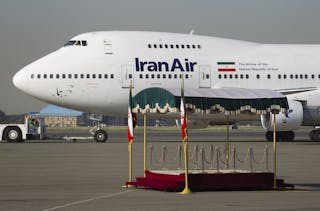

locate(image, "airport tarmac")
(0, 129), (320, 211)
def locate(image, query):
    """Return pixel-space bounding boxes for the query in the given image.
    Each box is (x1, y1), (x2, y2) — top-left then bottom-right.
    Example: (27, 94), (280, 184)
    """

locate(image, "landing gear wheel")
(4, 127), (23, 143)
(310, 130), (320, 141)
(266, 131), (273, 142)
(94, 130), (108, 142)
(265, 131), (295, 142)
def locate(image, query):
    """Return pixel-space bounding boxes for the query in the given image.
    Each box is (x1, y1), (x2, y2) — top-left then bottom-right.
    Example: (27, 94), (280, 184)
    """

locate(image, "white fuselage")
(13, 31), (320, 118)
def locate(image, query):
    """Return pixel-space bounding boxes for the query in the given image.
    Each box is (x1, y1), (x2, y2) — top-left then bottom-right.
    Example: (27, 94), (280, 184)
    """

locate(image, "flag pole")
(143, 113), (147, 176)
(127, 80), (134, 188)
(273, 112), (277, 189)
(128, 142), (133, 187)
(180, 76), (192, 194)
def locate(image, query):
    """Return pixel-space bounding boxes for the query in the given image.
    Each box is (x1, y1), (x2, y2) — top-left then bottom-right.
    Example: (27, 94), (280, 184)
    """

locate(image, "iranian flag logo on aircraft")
(217, 62), (236, 72)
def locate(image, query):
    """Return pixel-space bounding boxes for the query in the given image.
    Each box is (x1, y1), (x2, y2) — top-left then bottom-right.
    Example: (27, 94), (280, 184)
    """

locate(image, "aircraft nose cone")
(12, 68), (28, 92)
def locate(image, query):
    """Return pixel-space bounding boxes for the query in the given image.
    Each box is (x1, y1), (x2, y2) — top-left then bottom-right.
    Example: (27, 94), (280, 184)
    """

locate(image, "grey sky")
(1, 0), (320, 114)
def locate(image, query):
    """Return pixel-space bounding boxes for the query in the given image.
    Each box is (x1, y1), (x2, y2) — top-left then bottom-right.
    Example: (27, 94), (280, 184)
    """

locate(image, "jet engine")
(261, 100), (303, 131)
(260, 100), (303, 141)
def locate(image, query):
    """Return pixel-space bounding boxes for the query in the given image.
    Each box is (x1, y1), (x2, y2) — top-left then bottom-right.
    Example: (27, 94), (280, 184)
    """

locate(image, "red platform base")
(126, 170), (294, 192)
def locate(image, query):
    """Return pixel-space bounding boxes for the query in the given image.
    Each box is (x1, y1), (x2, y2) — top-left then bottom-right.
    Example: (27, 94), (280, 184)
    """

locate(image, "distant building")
(28, 105), (87, 127)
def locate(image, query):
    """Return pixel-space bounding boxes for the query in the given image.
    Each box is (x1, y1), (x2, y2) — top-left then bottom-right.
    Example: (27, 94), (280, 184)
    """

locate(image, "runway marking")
(42, 190), (132, 211)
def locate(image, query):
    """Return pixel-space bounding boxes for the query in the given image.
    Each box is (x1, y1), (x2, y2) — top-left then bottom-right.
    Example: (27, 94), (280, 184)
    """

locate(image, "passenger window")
(224, 74), (227, 79)
(110, 74), (114, 79)
(146, 74), (149, 79)
(186, 74), (189, 79)
(98, 74), (102, 79)
(56, 74), (60, 79)
(176, 45), (179, 49)
(68, 74), (72, 79)
(174, 74), (177, 79)
(159, 44), (163, 49)
(50, 74), (53, 79)
(181, 45), (185, 49)
(148, 44), (151, 48)
(163, 74), (166, 79)
(62, 74), (66, 79)
(37, 74), (41, 79)
(80, 74), (84, 79)
(240, 74), (244, 79)
(104, 74), (108, 79)
(235, 74), (238, 79)
(139, 74), (143, 79)
(43, 74), (47, 79)
(86, 74), (90, 79)
(192, 45), (196, 49)
(197, 45), (201, 49)
(128, 74), (132, 79)
(164, 44), (168, 48)
(153, 44), (157, 48)
(218, 74), (221, 79)
(256, 74), (260, 79)
(245, 74), (249, 79)
(74, 74), (78, 79)
(187, 45), (190, 49)
(170, 44), (174, 48)
(229, 74), (233, 79)
(151, 74), (155, 79)
(267, 74), (271, 79)
(92, 74), (96, 79)
(31, 74), (34, 79)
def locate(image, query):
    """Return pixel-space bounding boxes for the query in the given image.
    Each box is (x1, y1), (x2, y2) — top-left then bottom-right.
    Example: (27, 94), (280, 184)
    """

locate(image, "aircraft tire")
(94, 130), (108, 142)
(265, 131), (273, 142)
(4, 127), (23, 143)
(284, 131), (295, 142)
(310, 130), (320, 141)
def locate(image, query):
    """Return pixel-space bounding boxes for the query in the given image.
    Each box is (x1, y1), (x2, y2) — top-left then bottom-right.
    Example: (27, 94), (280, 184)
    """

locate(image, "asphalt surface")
(0, 128), (319, 211)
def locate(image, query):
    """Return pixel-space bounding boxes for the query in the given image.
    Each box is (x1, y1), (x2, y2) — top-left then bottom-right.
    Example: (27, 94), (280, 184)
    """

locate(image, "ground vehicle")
(0, 117), (46, 142)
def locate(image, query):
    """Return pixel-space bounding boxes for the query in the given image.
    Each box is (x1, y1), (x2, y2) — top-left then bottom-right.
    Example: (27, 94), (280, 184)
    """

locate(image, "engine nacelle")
(261, 100), (303, 131)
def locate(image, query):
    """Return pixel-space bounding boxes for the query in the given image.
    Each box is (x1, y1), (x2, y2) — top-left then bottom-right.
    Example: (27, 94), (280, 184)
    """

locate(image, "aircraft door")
(103, 40), (113, 54)
(121, 65), (134, 88)
(199, 65), (211, 88)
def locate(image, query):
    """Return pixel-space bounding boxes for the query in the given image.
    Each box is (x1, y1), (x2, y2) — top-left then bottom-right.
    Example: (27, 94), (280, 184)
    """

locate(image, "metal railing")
(149, 144), (269, 172)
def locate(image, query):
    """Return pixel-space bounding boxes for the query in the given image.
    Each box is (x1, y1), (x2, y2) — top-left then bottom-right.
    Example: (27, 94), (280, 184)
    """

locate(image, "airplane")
(12, 31), (320, 142)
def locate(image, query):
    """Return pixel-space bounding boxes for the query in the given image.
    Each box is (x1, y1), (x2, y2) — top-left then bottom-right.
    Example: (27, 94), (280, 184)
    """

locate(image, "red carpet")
(126, 170), (294, 192)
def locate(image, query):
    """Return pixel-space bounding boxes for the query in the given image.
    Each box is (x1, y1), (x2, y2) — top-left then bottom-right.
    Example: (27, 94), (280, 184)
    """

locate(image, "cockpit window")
(64, 40), (88, 47)
(64, 40), (77, 46)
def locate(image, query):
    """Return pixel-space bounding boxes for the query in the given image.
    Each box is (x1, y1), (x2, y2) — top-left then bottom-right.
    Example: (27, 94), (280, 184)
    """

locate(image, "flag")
(127, 84), (134, 143)
(180, 82), (188, 142)
(217, 62), (236, 72)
